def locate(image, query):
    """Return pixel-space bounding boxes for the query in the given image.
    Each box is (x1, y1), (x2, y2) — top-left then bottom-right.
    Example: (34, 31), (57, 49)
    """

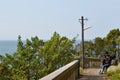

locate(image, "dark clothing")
(100, 54), (111, 74)
(110, 54), (116, 65)
(102, 54), (111, 65)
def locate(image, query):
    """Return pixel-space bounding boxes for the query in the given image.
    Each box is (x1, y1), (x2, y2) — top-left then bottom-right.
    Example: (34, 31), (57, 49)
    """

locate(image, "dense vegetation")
(0, 32), (77, 80)
(107, 64), (120, 80)
(0, 28), (120, 80)
(77, 28), (120, 80)
(76, 28), (120, 58)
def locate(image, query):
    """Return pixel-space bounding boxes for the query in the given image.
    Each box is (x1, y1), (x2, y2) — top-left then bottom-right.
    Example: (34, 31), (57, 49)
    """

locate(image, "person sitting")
(110, 53), (116, 65)
(99, 51), (111, 74)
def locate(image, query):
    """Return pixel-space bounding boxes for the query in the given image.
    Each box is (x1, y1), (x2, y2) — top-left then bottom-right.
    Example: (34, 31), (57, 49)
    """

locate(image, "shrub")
(80, 67), (83, 73)
(107, 66), (117, 72)
(107, 66), (120, 80)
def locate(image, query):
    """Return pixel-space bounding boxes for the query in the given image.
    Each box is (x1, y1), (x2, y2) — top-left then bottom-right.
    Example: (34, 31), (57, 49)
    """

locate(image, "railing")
(39, 57), (101, 80)
(84, 57), (101, 68)
(39, 59), (80, 80)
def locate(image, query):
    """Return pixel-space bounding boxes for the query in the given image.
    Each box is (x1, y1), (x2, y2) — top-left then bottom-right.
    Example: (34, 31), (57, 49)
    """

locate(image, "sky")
(0, 0), (120, 40)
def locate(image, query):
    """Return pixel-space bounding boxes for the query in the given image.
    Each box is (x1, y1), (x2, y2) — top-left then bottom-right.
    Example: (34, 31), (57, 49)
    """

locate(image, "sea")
(0, 40), (80, 56)
(0, 40), (17, 55)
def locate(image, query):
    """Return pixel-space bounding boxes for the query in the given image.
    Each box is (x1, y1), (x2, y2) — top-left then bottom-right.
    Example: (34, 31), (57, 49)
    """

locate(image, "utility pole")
(79, 16), (87, 68)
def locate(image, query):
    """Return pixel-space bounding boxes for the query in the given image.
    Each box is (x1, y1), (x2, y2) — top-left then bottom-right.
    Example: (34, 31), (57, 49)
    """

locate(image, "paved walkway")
(78, 68), (109, 80)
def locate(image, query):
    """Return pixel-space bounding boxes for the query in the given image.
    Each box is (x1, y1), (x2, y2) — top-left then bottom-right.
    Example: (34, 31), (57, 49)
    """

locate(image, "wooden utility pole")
(79, 16), (87, 68)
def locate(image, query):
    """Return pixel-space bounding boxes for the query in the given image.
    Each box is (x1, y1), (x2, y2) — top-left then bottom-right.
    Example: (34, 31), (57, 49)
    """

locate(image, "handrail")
(39, 60), (79, 80)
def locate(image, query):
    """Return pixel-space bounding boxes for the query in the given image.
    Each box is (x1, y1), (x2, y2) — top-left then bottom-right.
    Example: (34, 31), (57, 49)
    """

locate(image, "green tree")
(39, 32), (76, 76)
(104, 29), (120, 52)
(94, 37), (104, 57)
(84, 41), (94, 57)
(0, 55), (10, 80)
(0, 32), (76, 79)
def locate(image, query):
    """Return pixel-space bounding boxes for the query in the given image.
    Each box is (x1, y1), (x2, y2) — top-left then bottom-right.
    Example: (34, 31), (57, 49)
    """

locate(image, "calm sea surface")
(0, 40), (17, 55)
(0, 40), (80, 56)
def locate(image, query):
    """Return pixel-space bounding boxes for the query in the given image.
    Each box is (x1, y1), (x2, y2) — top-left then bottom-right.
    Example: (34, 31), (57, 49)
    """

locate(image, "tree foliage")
(0, 32), (76, 80)
(104, 29), (120, 52)
(76, 28), (120, 58)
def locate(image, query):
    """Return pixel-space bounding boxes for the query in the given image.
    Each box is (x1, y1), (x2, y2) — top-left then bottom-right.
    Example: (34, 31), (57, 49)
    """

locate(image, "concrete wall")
(39, 60), (79, 80)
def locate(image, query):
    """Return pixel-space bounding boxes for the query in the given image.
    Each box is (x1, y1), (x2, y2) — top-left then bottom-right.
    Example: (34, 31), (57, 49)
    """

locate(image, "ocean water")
(0, 40), (17, 55)
(0, 40), (80, 56)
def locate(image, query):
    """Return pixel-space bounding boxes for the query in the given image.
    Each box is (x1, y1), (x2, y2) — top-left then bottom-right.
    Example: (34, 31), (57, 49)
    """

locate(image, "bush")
(107, 66), (120, 80)
(80, 67), (83, 74)
(109, 73), (120, 80)
(107, 66), (117, 72)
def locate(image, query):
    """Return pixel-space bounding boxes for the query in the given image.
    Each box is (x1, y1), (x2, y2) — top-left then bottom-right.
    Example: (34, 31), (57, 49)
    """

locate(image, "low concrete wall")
(84, 58), (101, 68)
(39, 60), (79, 80)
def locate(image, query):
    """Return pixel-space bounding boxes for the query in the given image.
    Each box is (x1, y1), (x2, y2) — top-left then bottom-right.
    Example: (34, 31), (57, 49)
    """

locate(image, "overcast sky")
(0, 0), (120, 40)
